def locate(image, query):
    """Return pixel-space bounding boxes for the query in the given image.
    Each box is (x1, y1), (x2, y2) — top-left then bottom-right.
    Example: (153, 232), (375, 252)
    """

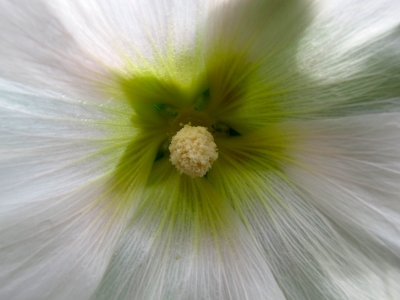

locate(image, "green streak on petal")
(102, 132), (165, 214)
(134, 158), (235, 246)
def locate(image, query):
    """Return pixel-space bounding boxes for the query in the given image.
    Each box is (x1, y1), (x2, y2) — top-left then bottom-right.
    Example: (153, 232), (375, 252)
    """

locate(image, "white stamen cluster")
(169, 125), (218, 178)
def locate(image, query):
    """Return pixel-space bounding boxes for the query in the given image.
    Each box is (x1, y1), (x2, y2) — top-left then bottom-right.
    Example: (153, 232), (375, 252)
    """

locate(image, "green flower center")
(108, 50), (294, 198)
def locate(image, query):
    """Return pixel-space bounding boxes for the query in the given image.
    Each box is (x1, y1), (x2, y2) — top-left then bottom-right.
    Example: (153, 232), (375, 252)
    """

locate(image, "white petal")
(209, 147), (400, 300)
(297, 0), (400, 83)
(224, 170), (400, 299)
(0, 80), (131, 207)
(0, 0), (111, 99)
(47, 0), (222, 68)
(92, 172), (285, 300)
(0, 82), (131, 299)
(0, 179), (130, 300)
(286, 113), (400, 257)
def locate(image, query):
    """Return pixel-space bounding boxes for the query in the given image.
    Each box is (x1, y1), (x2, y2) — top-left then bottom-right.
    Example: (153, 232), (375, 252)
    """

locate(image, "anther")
(169, 125), (218, 178)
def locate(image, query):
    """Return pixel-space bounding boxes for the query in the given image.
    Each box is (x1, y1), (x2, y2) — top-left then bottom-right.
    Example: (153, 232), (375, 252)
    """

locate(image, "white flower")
(1, 0), (400, 299)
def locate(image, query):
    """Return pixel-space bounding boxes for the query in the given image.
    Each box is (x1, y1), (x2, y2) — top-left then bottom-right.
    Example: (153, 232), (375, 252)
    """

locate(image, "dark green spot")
(228, 128), (241, 137)
(212, 122), (241, 137)
(154, 139), (170, 162)
(194, 88), (211, 111)
(152, 103), (178, 118)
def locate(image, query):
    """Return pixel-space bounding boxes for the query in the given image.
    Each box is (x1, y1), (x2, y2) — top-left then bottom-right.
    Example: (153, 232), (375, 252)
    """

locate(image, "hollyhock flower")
(1, 0), (400, 299)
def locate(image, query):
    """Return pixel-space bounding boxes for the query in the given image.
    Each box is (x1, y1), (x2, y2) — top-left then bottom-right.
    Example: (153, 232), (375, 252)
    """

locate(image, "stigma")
(169, 125), (218, 178)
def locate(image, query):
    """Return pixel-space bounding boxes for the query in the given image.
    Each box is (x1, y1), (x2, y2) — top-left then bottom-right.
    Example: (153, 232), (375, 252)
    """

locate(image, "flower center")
(169, 125), (218, 178)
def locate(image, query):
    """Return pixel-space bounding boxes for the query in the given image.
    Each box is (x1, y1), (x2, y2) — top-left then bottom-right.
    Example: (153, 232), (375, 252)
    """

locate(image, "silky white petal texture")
(0, 80), (134, 299)
(92, 171), (285, 300)
(0, 0), (112, 101)
(93, 219), (286, 300)
(227, 0), (400, 120)
(280, 113), (400, 299)
(0, 181), (127, 300)
(251, 182), (400, 300)
(286, 113), (400, 259)
(47, 0), (222, 69)
(297, 0), (400, 83)
(211, 162), (400, 300)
